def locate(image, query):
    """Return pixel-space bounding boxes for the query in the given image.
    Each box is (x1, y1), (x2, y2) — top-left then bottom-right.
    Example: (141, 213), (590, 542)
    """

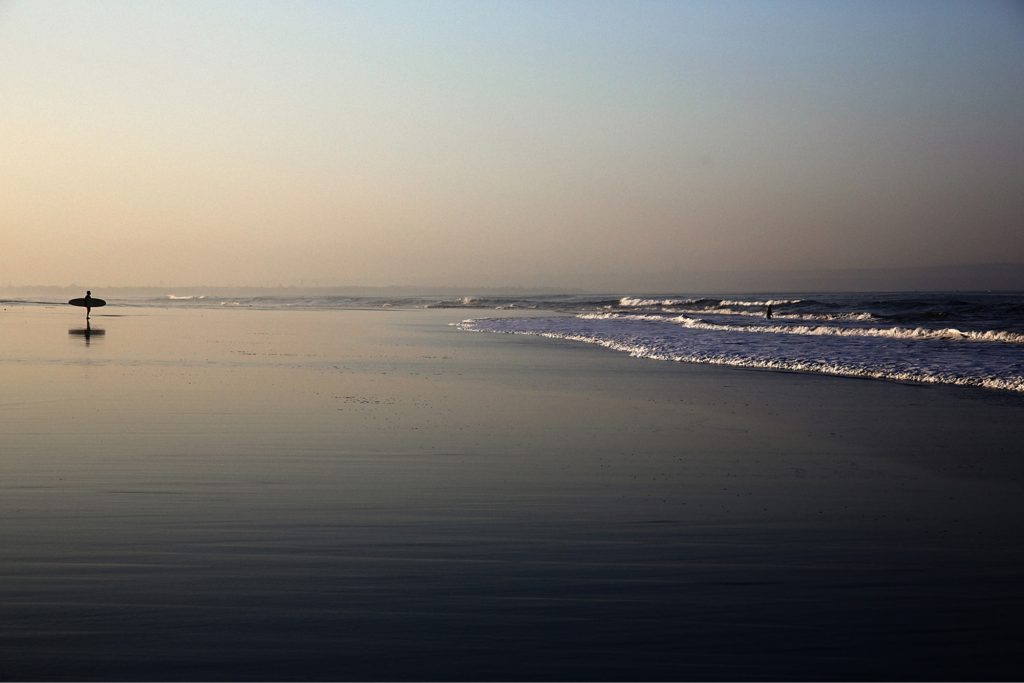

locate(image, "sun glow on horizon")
(2, 1), (1022, 289)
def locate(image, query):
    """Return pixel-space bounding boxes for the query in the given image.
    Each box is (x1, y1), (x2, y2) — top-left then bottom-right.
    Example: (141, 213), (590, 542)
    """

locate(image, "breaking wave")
(719, 298), (803, 306)
(617, 297), (704, 308)
(666, 307), (877, 322)
(458, 314), (1024, 394)
(580, 313), (1024, 345)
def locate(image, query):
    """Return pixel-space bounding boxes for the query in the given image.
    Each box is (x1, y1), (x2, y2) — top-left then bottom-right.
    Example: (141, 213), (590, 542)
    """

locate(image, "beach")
(2, 303), (1023, 680)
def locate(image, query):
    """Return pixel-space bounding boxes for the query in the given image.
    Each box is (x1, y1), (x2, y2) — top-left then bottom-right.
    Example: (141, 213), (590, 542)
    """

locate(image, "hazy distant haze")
(2, 1), (1022, 289)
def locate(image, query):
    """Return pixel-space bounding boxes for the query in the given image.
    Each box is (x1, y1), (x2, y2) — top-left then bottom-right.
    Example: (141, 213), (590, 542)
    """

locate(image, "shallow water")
(2, 306), (1023, 680)
(459, 291), (1024, 393)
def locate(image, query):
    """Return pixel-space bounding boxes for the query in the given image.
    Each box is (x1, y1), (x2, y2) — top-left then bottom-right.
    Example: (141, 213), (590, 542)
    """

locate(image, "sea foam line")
(617, 296), (703, 308)
(616, 296), (803, 308)
(580, 313), (1024, 345)
(457, 319), (1024, 392)
(665, 307), (876, 322)
(718, 298), (803, 306)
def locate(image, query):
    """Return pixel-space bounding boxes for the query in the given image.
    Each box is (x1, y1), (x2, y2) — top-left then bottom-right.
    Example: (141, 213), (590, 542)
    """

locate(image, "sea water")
(23, 290), (1017, 393)
(459, 293), (1024, 393)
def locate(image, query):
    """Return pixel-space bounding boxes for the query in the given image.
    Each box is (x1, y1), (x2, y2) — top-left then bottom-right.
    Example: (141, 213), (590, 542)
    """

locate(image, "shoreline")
(9, 300), (1024, 397)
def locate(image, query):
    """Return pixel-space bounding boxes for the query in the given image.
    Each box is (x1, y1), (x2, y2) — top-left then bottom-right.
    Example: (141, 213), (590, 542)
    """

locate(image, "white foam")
(618, 296), (701, 308)
(580, 312), (1024, 345)
(665, 307), (876, 322)
(719, 298), (802, 306)
(458, 316), (1024, 393)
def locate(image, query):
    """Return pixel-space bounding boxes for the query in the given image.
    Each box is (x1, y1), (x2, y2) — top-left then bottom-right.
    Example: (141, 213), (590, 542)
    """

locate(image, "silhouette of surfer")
(84, 290), (93, 319)
(765, 303), (773, 319)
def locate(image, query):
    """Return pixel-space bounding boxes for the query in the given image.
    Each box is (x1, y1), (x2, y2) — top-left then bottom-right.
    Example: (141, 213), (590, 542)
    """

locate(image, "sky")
(1, 0), (1022, 289)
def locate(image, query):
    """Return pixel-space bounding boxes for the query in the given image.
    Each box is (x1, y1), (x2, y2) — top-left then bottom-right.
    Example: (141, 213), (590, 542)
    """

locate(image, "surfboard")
(69, 297), (106, 308)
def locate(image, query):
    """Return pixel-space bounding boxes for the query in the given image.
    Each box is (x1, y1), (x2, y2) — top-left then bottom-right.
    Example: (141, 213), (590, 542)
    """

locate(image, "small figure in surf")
(765, 303), (773, 320)
(84, 290), (93, 319)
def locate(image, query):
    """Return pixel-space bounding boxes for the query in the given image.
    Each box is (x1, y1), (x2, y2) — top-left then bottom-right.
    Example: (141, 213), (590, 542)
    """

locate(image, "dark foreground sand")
(2, 305), (1023, 680)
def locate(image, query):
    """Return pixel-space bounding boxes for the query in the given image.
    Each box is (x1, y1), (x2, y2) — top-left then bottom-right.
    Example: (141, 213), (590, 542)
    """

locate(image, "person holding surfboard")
(69, 290), (106, 319)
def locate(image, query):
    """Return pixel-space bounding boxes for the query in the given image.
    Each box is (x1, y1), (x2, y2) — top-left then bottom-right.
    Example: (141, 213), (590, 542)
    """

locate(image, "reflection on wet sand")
(68, 320), (105, 344)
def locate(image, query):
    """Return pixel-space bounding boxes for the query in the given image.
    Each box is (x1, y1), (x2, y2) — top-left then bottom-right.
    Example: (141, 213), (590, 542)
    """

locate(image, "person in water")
(765, 303), (773, 319)
(84, 290), (93, 319)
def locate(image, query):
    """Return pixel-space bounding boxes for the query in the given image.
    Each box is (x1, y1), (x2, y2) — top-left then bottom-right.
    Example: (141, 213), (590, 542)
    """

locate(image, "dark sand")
(2, 305), (1023, 680)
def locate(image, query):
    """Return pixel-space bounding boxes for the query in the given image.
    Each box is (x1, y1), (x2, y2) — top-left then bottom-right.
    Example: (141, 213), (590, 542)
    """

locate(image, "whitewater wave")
(664, 307), (877, 322)
(617, 296), (704, 308)
(580, 313), (1024, 345)
(616, 296), (802, 309)
(719, 298), (803, 306)
(458, 317), (1024, 393)
(612, 296), (877, 322)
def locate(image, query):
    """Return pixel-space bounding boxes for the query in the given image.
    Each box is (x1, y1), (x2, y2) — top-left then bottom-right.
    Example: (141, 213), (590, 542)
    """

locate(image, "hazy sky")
(2, 0), (1022, 288)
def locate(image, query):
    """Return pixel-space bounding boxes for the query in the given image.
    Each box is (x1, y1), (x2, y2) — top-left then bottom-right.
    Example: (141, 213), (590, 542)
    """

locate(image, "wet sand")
(2, 305), (1023, 680)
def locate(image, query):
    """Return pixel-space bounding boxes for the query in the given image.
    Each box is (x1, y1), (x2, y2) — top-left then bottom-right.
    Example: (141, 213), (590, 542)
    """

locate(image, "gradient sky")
(2, 0), (1022, 288)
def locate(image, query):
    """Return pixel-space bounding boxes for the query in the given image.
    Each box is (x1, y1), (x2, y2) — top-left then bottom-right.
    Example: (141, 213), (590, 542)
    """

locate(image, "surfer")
(69, 291), (105, 318)
(765, 303), (773, 320)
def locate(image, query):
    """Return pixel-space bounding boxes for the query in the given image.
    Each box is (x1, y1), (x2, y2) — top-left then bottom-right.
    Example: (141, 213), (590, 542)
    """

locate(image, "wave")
(458, 317), (1024, 393)
(616, 296), (705, 308)
(718, 298), (803, 306)
(608, 294), (1024, 331)
(580, 313), (1024, 345)
(616, 296), (803, 309)
(664, 307), (877, 322)
(426, 297), (541, 310)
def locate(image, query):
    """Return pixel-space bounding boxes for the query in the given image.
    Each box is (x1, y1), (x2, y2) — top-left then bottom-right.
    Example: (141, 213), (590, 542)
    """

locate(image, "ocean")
(458, 292), (1024, 393)
(14, 290), (1022, 393)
